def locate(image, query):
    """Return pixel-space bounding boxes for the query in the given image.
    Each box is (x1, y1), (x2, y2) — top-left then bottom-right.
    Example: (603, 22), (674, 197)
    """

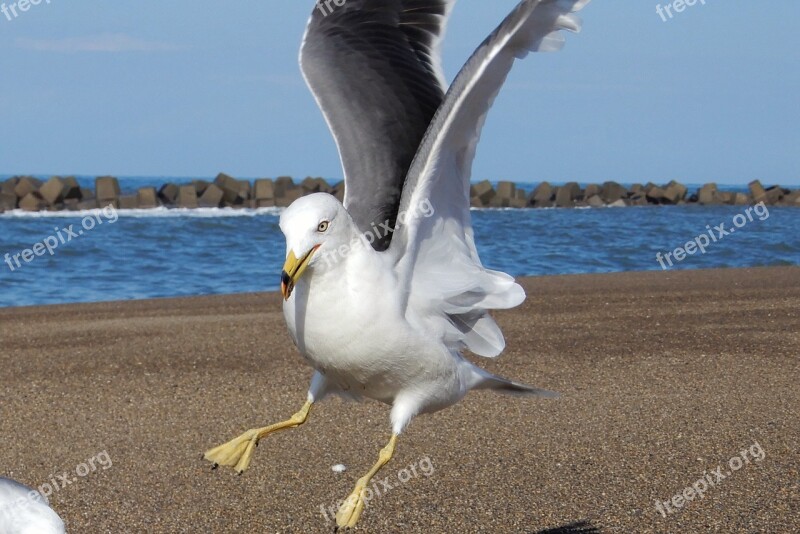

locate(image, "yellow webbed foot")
(335, 434), (398, 529)
(204, 400), (312, 474)
(335, 483), (368, 529)
(204, 428), (261, 474)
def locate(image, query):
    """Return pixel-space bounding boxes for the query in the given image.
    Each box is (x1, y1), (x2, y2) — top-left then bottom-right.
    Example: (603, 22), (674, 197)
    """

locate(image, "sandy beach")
(1, 266), (798, 533)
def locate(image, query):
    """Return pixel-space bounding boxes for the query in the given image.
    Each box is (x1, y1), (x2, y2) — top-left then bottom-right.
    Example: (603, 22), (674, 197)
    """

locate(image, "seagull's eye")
(317, 220), (329, 233)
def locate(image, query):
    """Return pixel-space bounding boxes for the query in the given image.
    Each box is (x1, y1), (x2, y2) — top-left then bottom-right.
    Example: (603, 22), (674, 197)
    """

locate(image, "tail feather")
(471, 367), (560, 398)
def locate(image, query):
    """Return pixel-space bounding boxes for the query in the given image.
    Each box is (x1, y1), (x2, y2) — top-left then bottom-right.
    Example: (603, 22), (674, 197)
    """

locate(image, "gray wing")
(299, 0), (454, 250)
(391, 0), (590, 357)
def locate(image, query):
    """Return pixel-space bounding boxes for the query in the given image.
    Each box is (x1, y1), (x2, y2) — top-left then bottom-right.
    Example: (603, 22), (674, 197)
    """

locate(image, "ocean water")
(0, 179), (798, 308)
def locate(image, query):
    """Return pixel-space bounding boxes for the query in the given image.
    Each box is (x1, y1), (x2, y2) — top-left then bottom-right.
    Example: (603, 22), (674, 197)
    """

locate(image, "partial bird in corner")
(0, 477), (66, 534)
(205, 0), (590, 528)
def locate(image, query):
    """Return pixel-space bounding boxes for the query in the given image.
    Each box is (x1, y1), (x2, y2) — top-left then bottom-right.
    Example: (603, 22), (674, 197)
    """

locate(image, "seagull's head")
(278, 193), (355, 300)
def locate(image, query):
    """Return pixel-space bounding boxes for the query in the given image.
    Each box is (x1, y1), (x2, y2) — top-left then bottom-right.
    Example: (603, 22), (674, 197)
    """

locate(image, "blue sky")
(1, 1), (798, 186)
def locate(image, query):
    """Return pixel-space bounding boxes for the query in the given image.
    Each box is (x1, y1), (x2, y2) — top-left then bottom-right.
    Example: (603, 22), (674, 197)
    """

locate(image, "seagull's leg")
(203, 400), (313, 474)
(204, 371), (328, 474)
(335, 434), (398, 529)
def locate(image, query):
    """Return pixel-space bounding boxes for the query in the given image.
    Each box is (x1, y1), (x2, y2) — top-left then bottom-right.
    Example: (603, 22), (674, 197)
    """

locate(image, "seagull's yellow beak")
(281, 245), (320, 300)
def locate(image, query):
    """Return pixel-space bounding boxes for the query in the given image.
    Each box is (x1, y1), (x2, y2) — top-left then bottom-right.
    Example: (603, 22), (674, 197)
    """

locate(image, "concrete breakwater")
(1, 174), (798, 213)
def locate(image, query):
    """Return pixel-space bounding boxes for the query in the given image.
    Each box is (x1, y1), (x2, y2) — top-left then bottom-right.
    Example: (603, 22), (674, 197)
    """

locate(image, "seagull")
(205, 0), (589, 528)
(0, 477), (66, 534)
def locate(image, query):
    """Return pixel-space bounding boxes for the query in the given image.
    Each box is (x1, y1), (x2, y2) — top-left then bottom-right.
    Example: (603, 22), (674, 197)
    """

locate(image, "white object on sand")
(0, 477), (66, 534)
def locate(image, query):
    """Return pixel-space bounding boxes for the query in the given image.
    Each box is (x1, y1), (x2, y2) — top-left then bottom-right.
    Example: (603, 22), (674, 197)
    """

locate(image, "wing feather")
(391, 0), (590, 356)
(299, 0), (455, 250)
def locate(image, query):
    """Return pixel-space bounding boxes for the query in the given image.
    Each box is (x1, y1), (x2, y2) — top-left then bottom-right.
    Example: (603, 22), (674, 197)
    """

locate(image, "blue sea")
(0, 176), (798, 308)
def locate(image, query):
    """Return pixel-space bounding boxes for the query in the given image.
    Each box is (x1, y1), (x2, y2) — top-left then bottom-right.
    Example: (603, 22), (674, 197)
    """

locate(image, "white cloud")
(14, 33), (182, 53)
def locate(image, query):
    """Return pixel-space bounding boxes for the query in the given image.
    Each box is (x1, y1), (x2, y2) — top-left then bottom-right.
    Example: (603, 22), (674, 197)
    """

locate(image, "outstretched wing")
(391, 0), (590, 356)
(299, 0), (454, 250)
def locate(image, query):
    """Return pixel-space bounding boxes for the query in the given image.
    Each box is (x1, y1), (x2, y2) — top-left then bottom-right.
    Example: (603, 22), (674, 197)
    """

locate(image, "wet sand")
(1, 266), (798, 533)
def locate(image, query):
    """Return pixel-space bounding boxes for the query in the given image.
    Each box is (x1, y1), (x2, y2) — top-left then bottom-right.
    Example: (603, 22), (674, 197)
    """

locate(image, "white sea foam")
(0, 206), (284, 219)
